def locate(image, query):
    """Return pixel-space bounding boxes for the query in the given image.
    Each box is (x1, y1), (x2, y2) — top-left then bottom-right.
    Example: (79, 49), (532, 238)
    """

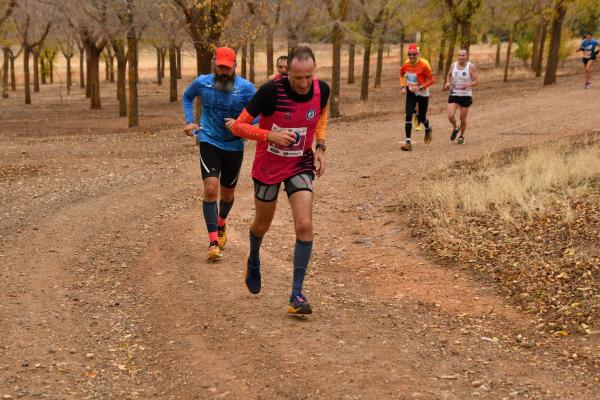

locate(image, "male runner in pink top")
(226, 46), (330, 315)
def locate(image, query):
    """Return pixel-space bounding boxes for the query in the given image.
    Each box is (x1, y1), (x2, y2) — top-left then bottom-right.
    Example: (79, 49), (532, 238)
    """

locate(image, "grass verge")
(404, 135), (600, 335)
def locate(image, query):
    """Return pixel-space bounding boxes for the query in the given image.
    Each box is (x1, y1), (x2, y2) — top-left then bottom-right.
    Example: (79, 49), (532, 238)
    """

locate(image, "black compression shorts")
(253, 173), (314, 202)
(448, 95), (473, 108)
(199, 141), (243, 188)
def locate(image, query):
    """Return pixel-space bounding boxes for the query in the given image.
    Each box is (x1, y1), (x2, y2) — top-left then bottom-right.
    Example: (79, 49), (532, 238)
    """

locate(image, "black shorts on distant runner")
(583, 57), (596, 65)
(199, 141), (243, 188)
(448, 95), (473, 108)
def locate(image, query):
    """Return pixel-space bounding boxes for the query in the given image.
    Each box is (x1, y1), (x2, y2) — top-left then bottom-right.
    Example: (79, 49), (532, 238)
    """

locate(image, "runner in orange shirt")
(399, 44), (436, 151)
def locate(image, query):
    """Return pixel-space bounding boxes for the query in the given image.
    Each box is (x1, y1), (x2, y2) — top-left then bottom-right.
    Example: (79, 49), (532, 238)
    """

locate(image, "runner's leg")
(288, 189), (313, 313)
(459, 106), (469, 136)
(417, 95), (430, 129)
(405, 91), (417, 143)
(447, 102), (459, 129)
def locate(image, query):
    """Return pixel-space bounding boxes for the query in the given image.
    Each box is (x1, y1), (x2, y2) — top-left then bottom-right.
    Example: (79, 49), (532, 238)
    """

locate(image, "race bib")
(584, 49), (592, 58)
(267, 124), (307, 157)
(406, 72), (418, 84)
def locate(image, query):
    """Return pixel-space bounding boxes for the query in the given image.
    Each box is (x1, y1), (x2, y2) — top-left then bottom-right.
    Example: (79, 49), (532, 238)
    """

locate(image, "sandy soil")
(1, 52), (599, 400)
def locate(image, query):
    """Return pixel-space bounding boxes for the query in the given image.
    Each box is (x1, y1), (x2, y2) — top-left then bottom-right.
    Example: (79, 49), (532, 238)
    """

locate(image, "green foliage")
(514, 35), (532, 66)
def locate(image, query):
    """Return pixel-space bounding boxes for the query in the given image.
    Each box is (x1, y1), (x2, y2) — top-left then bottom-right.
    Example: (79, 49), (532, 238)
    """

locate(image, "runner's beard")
(215, 73), (235, 92)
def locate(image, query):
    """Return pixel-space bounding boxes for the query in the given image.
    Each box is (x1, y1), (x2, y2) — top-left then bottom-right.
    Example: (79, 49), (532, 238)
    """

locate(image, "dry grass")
(404, 134), (600, 336)
(417, 136), (600, 225)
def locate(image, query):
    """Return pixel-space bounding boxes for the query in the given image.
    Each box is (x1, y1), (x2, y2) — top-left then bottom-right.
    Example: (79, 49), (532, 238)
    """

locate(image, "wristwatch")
(316, 143), (326, 152)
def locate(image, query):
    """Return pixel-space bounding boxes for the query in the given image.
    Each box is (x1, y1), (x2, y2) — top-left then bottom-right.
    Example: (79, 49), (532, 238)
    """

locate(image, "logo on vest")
(306, 109), (316, 120)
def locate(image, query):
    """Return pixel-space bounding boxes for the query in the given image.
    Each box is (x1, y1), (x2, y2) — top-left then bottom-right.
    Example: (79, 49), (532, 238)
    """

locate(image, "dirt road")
(1, 63), (599, 399)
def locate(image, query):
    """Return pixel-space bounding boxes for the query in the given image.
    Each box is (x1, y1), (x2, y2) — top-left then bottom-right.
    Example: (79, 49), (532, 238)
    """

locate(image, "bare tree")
(374, 1), (401, 89)
(13, 1), (53, 104)
(357, 0), (388, 101)
(246, 0), (282, 77)
(544, 0), (572, 85)
(327, 0), (350, 116)
(173, 0), (234, 75)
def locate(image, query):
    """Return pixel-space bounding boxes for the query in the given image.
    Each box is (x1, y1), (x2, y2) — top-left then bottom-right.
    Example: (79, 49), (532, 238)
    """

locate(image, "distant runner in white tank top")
(443, 49), (479, 145)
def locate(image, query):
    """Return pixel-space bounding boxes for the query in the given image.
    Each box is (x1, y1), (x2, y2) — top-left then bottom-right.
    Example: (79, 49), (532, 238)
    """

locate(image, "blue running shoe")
(244, 256), (261, 294)
(287, 293), (312, 315)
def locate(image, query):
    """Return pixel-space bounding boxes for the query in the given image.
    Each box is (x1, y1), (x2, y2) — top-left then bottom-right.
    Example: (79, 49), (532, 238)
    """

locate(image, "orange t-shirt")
(400, 59), (436, 95)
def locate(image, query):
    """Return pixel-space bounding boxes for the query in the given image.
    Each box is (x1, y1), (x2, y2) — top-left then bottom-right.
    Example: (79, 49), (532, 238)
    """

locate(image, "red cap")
(407, 44), (419, 54)
(215, 47), (236, 67)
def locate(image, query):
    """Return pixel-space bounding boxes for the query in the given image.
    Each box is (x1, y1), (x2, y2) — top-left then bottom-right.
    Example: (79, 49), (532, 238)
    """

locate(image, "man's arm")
(443, 63), (453, 90)
(420, 63), (436, 89)
(182, 80), (201, 136)
(182, 79), (200, 124)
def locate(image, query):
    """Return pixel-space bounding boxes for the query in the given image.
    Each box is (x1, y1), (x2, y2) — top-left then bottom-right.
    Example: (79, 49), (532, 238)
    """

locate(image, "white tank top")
(451, 62), (472, 97)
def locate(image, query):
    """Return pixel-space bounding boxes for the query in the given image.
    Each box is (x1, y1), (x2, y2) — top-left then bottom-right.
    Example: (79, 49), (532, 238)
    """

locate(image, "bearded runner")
(226, 45), (330, 316)
(182, 47), (256, 262)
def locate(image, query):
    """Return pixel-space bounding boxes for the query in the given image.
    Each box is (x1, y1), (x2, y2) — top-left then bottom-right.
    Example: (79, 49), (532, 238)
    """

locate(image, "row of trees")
(1, 0), (598, 126)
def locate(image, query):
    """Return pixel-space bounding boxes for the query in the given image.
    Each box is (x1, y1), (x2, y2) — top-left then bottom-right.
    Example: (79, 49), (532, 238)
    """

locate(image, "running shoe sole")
(287, 303), (312, 315)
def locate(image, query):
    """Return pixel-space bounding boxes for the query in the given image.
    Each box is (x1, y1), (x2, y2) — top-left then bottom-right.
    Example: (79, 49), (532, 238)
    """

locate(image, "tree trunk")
(89, 46), (102, 109)
(127, 29), (139, 127)
(495, 38), (501, 68)
(444, 22), (458, 81)
(113, 41), (127, 117)
(437, 32), (446, 74)
(156, 47), (162, 85)
(169, 45), (177, 103)
(266, 26), (274, 77)
(79, 46), (85, 89)
(531, 0), (544, 70)
(105, 55), (109, 81)
(348, 42), (355, 84)
(160, 48), (166, 79)
(241, 43), (247, 78)
(360, 37), (372, 101)
(65, 56), (72, 93)
(2, 47), (9, 98)
(33, 50), (40, 92)
(49, 56), (54, 83)
(40, 55), (46, 84)
(176, 46), (182, 79)
(85, 46), (91, 98)
(535, 23), (547, 77)
(544, 2), (567, 85)
(374, 34), (384, 88)
(330, 22), (343, 117)
(460, 20), (472, 53)
(504, 27), (514, 82)
(9, 52), (16, 91)
(249, 42), (255, 83)
(400, 25), (405, 65)
(24, 47), (31, 104)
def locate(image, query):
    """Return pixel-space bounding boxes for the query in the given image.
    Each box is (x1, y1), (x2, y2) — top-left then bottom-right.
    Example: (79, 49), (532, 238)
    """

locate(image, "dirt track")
(1, 60), (599, 399)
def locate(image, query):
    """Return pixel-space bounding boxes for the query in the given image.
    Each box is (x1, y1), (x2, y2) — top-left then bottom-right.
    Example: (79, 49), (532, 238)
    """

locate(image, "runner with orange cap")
(182, 47), (257, 261)
(399, 44), (436, 151)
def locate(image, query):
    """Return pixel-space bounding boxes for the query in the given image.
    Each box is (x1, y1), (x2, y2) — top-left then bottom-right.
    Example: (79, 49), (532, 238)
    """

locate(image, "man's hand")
(443, 82), (450, 91)
(315, 148), (326, 177)
(224, 117), (235, 131)
(401, 87), (407, 95)
(267, 129), (296, 147)
(184, 122), (200, 137)
(408, 84), (419, 93)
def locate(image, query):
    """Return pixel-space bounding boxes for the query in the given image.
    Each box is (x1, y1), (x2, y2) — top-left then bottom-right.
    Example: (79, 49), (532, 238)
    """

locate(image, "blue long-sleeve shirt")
(182, 74), (256, 152)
